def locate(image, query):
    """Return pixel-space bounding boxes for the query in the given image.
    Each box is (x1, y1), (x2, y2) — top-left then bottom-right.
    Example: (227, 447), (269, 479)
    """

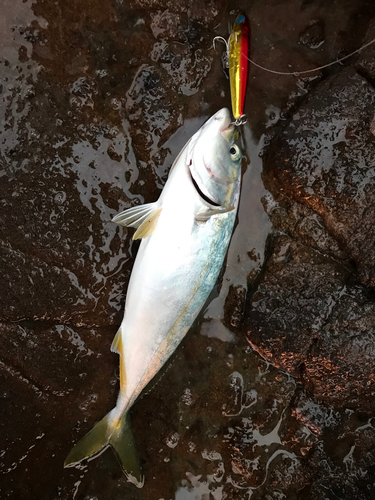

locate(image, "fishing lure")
(229, 14), (249, 125)
(223, 16), (375, 79)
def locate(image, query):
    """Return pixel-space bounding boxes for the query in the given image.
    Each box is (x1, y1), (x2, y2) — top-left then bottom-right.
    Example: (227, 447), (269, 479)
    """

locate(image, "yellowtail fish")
(64, 108), (242, 486)
(229, 14), (250, 123)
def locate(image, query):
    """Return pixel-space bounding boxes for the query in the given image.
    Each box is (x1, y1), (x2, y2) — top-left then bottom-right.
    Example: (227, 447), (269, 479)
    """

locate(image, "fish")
(229, 14), (250, 122)
(64, 107), (242, 486)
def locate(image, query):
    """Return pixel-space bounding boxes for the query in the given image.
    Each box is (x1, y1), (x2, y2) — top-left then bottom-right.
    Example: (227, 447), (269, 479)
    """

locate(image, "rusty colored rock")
(263, 67), (375, 287)
(246, 234), (375, 413)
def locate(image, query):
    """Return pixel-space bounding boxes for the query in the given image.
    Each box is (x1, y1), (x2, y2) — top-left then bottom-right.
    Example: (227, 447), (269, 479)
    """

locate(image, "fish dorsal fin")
(196, 205), (235, 222)
(133, 206), (162, 240)
(112, 203), (162, 240)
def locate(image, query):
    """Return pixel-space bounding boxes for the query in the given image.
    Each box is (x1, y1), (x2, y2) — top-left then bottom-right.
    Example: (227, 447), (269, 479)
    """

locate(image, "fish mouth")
(214, 108), (234, 141)
(220, 122), (235, 142)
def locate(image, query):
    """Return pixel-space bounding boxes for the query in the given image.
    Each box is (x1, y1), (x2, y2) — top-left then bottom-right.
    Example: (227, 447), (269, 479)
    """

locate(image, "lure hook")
(212, 36), (229, 53)
(213, 36), (230, 69)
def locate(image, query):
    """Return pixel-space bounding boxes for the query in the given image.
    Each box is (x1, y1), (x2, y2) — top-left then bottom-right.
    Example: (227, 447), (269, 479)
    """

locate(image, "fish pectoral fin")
(196, 205), (235, 222)
(133, 206), (162, 240)
(112, 203), (162, 240)
(112, 202), (159, 229)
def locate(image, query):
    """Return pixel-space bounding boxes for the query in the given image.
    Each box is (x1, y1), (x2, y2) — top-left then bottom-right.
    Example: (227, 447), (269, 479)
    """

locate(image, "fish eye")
(229, 144), (241, 161)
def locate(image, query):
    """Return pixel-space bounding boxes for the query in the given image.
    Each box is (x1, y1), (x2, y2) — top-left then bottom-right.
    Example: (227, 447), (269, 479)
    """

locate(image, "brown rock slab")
(263, 67), (375, 287)
(246, 234), (375, 413)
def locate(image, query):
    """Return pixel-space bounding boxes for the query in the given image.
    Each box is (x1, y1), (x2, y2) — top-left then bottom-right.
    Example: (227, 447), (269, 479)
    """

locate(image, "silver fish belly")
(64, 108), (242, 486)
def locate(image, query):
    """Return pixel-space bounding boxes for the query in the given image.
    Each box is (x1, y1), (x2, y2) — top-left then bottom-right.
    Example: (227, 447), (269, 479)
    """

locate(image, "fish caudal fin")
(110, 414), (143, 487)
(64, 410), (143, 488)
(64, 412), (110, 467)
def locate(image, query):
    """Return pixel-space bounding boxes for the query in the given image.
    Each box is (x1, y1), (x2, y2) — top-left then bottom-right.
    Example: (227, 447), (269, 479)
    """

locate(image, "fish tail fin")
(64, 410), (112, 468)
(109, 413), (144, 487)
(64, 409), (143, 487)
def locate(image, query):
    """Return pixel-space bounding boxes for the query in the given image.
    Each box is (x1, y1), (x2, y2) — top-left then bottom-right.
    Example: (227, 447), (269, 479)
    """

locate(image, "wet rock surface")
(263, 67), (375, 287)
(246, 234), (375, 412)
(247, 46), (375, 418)
(223, 284), (246, 329)
(2, 0), (375, 499)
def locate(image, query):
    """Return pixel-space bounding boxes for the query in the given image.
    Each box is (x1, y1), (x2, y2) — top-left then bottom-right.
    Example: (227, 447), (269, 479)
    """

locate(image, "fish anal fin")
(133, 206), (162, 240)
(110, 328), (122, 354)
(110, 328), (126, 396)
(196, 205), (235, 222)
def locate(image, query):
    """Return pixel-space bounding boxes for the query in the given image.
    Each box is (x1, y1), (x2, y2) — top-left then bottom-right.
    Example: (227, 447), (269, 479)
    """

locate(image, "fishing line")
(213, 34), (375, 77)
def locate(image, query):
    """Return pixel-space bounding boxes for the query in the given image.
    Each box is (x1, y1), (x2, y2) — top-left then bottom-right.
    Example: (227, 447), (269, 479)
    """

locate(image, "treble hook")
(213, 36), (230, 69)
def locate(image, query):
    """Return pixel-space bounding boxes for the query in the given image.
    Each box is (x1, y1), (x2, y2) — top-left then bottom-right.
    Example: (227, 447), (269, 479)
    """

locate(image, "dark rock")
(299, 19), (325, 49)
(262, 192), (348, 262)
(246, 234), (375, 413)
(355, 19), (375, 83)
(304, 444), (370, 500)
(223, 284), (246, 328)
(263, 67), (375, 287)
(0, 321), (118, 500)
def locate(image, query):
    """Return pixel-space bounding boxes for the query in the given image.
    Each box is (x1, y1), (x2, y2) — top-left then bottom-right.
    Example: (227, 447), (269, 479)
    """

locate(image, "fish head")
(188, 108), (242, 206)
